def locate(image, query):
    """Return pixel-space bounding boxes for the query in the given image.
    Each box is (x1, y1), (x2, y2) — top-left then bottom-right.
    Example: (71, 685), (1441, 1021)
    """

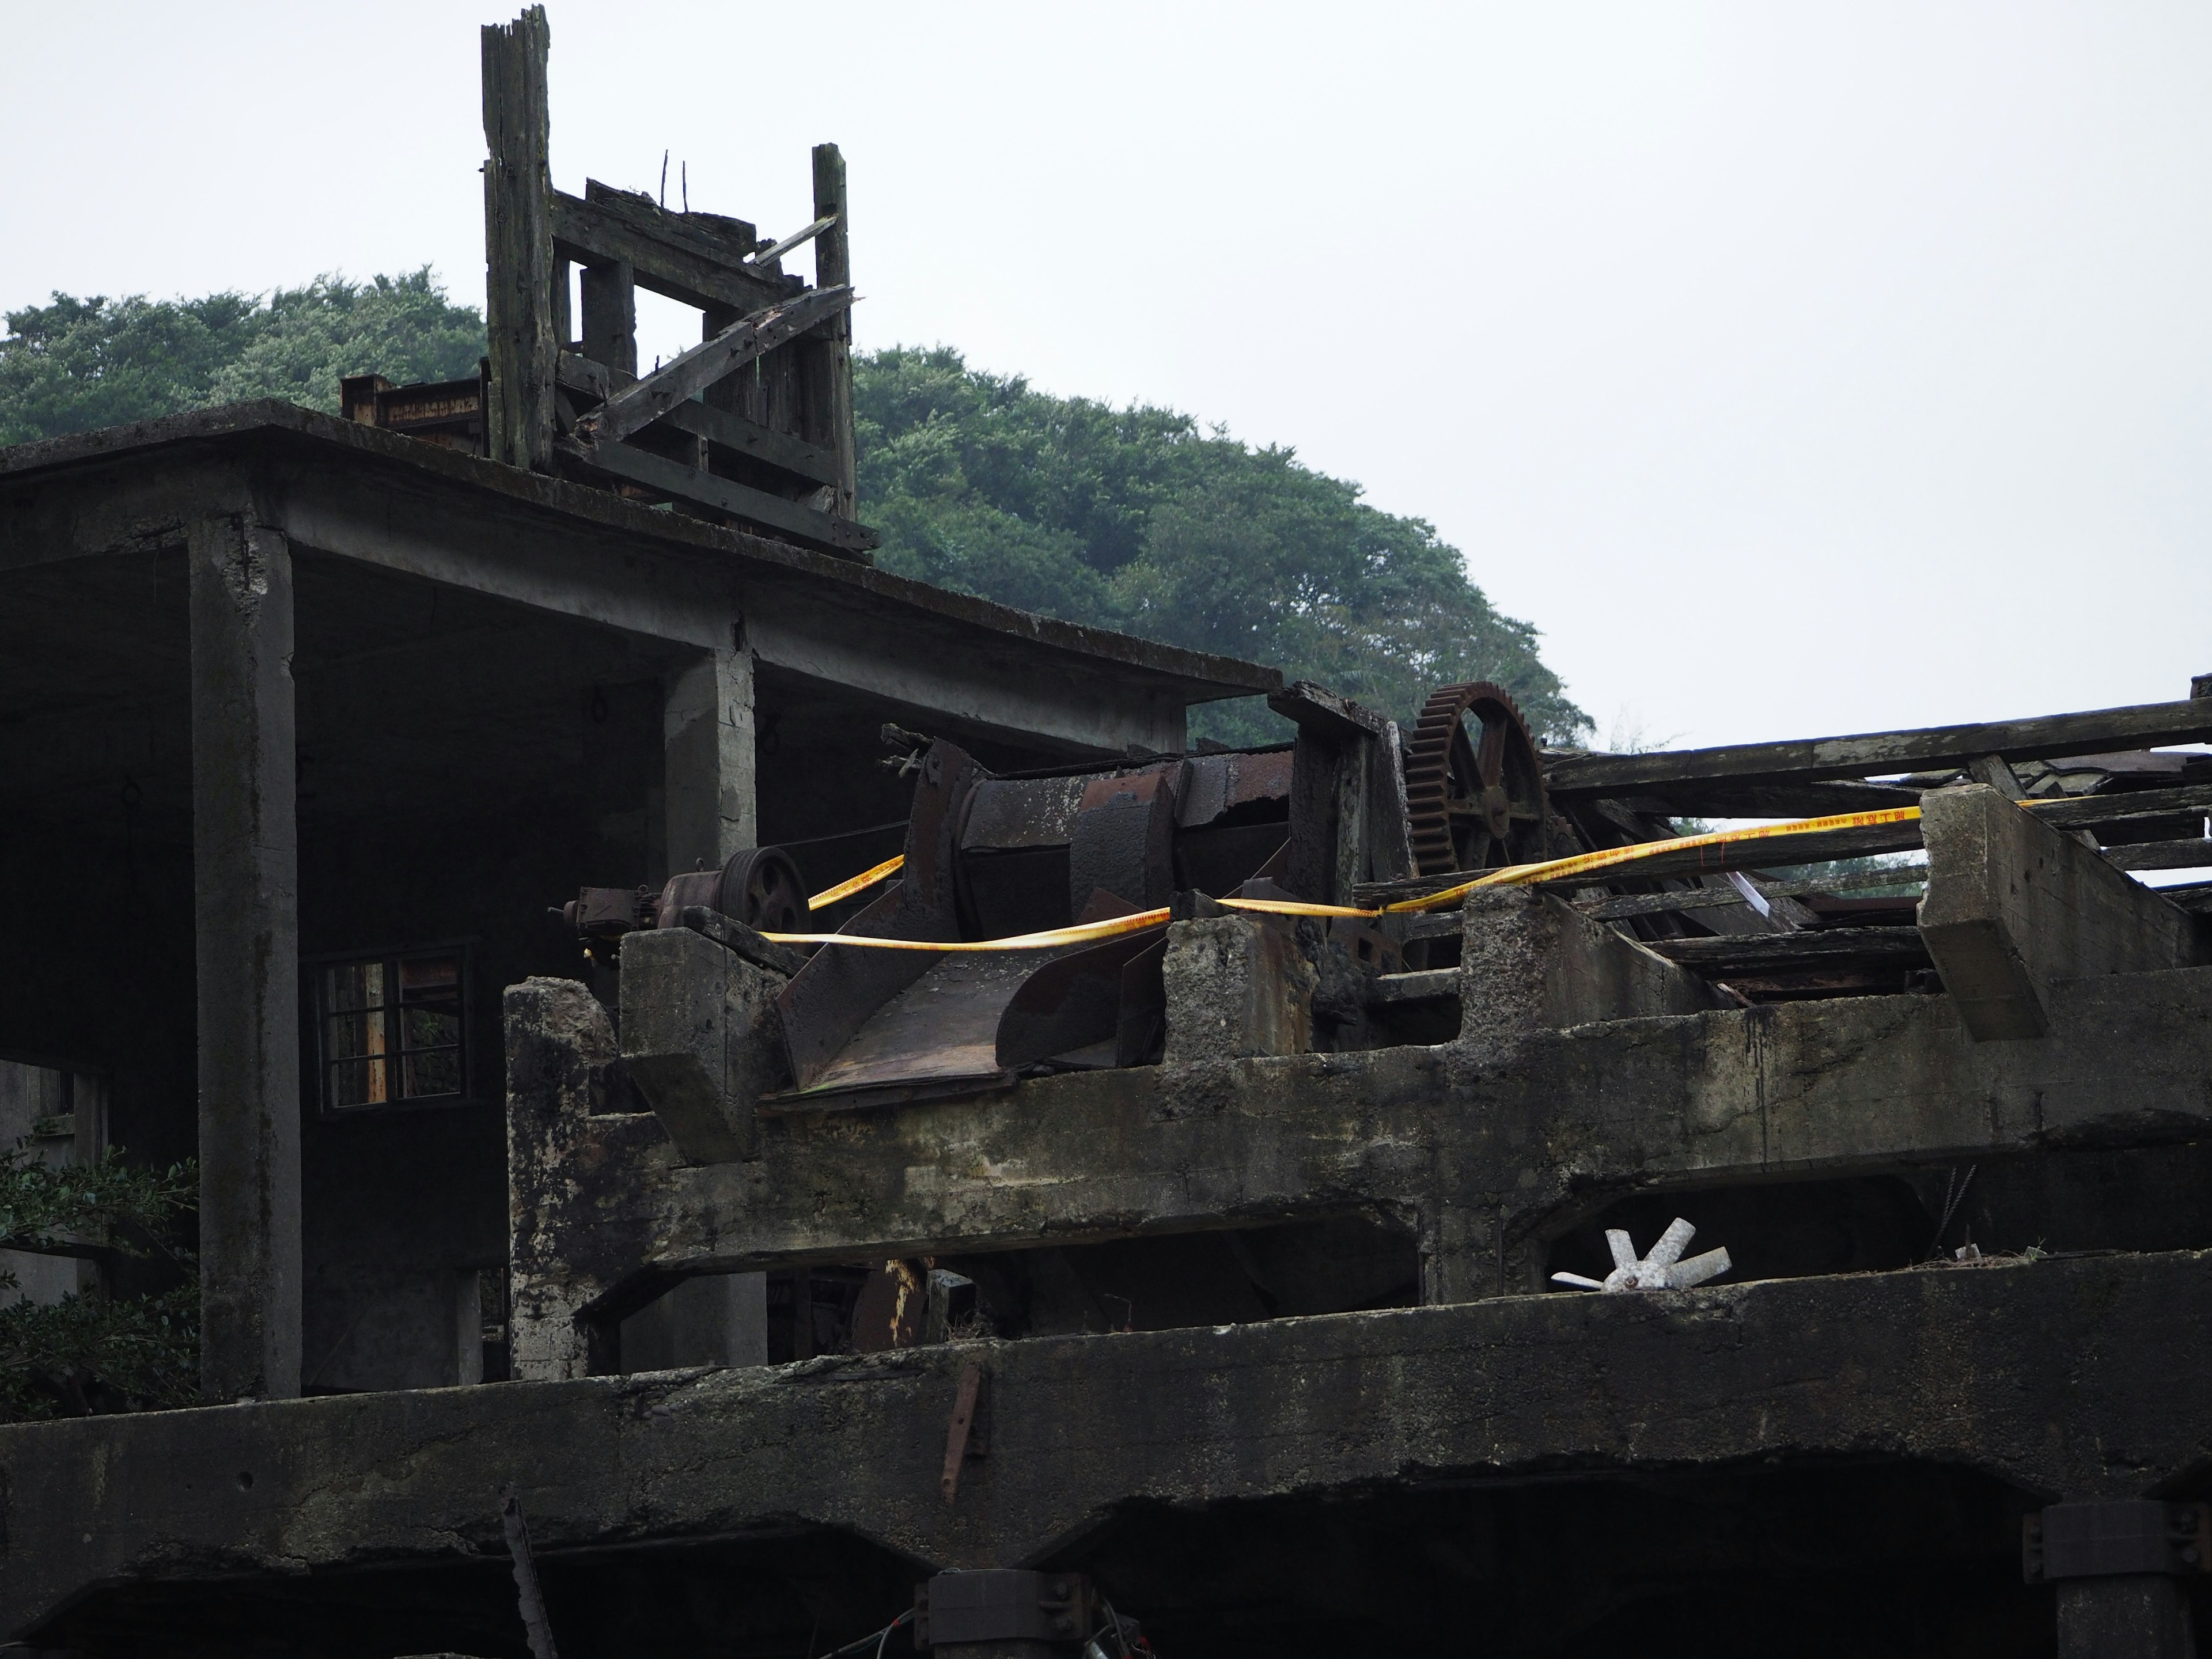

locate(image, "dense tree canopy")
(856, 347), (1587, 744)
(0, 278), (1587, 742)
(0, 270), (484, 447)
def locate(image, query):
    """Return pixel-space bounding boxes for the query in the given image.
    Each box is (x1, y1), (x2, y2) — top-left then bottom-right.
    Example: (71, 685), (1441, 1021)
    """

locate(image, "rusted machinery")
(559, 680), (1568, 1108)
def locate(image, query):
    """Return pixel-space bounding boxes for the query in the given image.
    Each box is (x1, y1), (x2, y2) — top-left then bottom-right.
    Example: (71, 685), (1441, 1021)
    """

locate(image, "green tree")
(0, 1145), (198, 1421)
(855, 347), (1588, 745)
(0, 269), (484, 446)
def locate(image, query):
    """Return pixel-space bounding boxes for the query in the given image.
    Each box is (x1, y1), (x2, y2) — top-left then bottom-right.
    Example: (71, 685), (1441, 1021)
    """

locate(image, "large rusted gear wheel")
(1404, 681), (1550, 876)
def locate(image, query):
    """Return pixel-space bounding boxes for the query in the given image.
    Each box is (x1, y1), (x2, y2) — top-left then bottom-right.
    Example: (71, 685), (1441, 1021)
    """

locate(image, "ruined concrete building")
(7, 12), (2212, 1658)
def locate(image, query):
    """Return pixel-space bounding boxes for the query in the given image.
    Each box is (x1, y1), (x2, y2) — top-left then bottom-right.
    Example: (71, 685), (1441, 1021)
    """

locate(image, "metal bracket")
(2024, 1501), (2212, 1582)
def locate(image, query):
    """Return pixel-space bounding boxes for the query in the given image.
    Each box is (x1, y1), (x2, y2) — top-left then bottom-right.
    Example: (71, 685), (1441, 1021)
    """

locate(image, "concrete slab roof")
(0, 399), (1283, 710)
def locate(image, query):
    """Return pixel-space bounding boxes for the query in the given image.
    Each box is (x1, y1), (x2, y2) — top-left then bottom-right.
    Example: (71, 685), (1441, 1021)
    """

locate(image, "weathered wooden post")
(481, 7), (556, 471)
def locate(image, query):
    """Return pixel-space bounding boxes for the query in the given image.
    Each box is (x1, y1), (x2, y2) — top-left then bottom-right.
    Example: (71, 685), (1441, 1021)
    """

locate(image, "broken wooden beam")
(551, 188), (795, 316)
(577, 286), (855, 446)
(748, 213), (837, 272)
(556, 434), (877, 558)
(1545, 700), (2212, 798)
(1642, 927), (1931, 976)
(1575, 863), (1929, 921)
(558, 351), (843, 484)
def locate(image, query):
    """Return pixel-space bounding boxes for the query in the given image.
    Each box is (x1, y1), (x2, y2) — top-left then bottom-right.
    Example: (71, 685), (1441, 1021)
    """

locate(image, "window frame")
(306, 938), (478, 1117)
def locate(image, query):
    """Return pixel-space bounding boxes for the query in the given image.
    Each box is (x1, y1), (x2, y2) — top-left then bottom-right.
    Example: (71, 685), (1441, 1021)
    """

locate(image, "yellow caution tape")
(784, 805), (1926, 948)
(764, 906), (1171, 953)
(1218, 896), (1380, 919)
(1382, 805), (1925, 912)
(808, 853), (905, 911)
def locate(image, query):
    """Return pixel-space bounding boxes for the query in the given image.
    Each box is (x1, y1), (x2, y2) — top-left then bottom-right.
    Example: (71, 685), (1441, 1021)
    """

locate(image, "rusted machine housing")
(560, 679), (1574, 1109)
(770, 670), (1517, 1108)
(770, 736), (1310, 1111)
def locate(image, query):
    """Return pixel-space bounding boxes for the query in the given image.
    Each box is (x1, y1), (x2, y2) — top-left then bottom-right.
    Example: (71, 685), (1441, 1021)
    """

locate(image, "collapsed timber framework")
(9, 9), (2212, 1658)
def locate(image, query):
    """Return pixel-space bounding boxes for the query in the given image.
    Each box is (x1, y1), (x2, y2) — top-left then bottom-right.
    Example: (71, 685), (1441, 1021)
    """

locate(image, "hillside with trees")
(0, 274), (1587, 744)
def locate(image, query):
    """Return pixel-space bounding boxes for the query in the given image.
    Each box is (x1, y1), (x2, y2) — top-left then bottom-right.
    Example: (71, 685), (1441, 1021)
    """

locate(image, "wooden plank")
(555, 352), (839, 484)
(578, 259), (636, 378)
(480, 7), (556, 470)
(657, 399), (840, 486)
(551, 190), (794, 316)
(1545, 701), (2212, 798)
(811, 143), (857, 519)
(749, 214), (836, 271)
(1643, 927), (1931, 974)
(578, 286), (856, 446)
(1611, 778), (1924, 817)
(2026, 784), (2212, 831)
(2101, 839), (2212, 872)
(1577, 864), (1929, 921)
(560, 434), (878, 558)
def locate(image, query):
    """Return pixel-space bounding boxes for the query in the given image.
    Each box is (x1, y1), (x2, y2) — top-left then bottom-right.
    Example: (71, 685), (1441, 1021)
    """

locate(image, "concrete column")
(188, 511), (301, 1402)
(619, 924), (785, 1162)
(1456, 888), (1722, 1059)
(2056, 1578), (2196, 1658)
(664, 640), (756, 878)
(1161, 915), (1316, 1063)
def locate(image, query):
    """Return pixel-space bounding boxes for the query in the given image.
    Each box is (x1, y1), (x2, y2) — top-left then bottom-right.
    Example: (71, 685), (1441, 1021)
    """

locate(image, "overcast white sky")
(6, 2), (2209, 749)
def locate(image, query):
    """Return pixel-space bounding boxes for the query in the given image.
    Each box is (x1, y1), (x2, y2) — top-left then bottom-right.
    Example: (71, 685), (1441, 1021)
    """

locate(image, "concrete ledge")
(505, 961), (2212, 1322)
(8, 1250), (2212, 1637)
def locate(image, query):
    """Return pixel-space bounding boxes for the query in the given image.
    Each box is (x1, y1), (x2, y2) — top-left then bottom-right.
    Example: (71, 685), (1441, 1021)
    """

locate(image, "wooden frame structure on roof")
(480, 9), (873, 559)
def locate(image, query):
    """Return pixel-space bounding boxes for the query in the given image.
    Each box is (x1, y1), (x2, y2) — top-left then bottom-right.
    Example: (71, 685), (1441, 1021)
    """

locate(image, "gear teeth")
(1403, 681), (1548, 877)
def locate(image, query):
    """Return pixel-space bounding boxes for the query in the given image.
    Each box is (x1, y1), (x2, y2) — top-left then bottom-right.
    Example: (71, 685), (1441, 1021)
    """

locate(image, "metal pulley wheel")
(715, 845), (809, 934)
(653, 844), (810, 933)
(1403, 681), (1550, 876)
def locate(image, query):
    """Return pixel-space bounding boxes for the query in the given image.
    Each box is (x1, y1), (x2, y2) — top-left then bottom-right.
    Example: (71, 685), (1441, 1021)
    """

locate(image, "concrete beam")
(1921, 784), (2207, 1040)
(507, 945), (2212, 1330)
(187, 510), (302, 1401)
(662, 641), (755, 878)
(7, 1251), (2212, 1636)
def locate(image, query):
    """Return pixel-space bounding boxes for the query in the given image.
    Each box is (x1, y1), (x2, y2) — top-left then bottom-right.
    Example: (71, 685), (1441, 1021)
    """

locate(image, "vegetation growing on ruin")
(0, 1146), (198, 1421)
(0, 274), (1588, 744)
